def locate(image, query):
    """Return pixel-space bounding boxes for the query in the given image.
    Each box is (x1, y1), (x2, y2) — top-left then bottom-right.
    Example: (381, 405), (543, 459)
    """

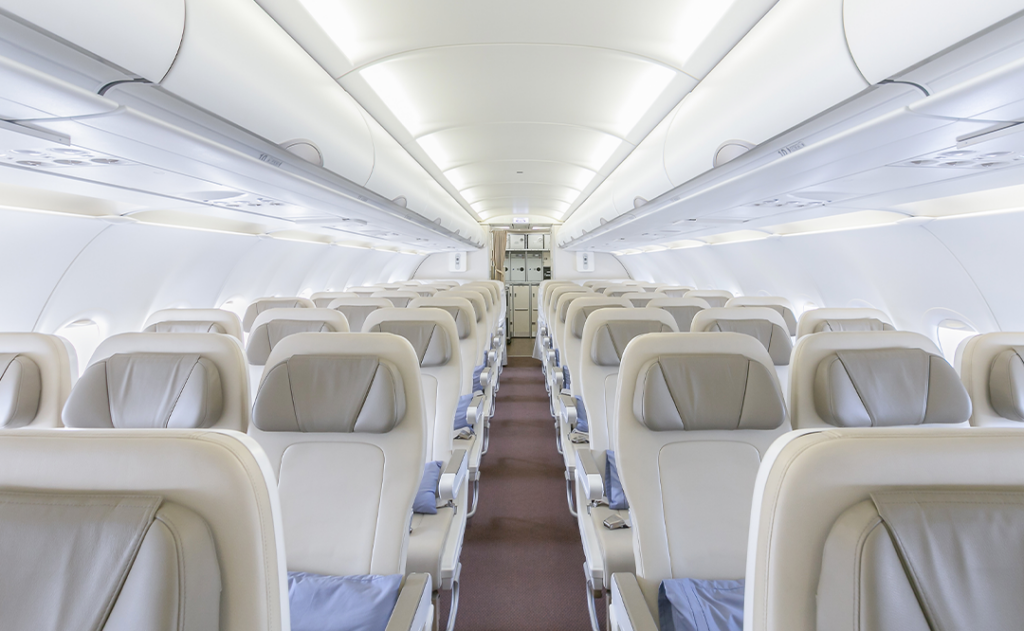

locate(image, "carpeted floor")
(442, 356), (602, 630)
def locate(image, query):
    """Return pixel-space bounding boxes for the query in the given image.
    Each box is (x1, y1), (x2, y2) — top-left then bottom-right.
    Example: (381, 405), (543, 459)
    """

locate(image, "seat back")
(62, 332), (250, 432)
(242, 297), (315, 332)
(410, 297), (479, 395)
(726, 296), (798, 336)
(457, 284), (498, 333)
(347, 286), (382, 298)
(0, 333), (74, 428)
(684, 289), (734, 308)
(547, 288), (590, 349)
(562, 298), (632, 398)
(248, 333), (425, 577)
(441, 291), (490, 361)
(580, 308), (677, 450)
(546, 285), (589, 330)
(0, 429), (287, 631)
(541, 282), (577, 321)
(654, 285), (696, 298)
(554, 291), (598, 356)
(647, 297), (710, 332)
(795, 307), (895, 338)
(603, 287), (635, 298)
(370, 291), (419, 308)
(789, 331), (971, 430)
(363, 308), (461, 462)
(144, 308), (244, 342)
(326, 297), (394, 332)
(953, 332), (1024, 427)
(746, 427), (1023, 631)
(246, 308), (350, 367)
(615, 332), (788, 618)
(691, 307), (793, 366)
(621, 291), (668, 308)
(309, 291), (357, 308)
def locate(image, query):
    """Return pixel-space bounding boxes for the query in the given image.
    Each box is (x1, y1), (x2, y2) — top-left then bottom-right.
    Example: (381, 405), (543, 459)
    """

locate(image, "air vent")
(0, 147), (131, 169)
(892, 148), (1024, 169)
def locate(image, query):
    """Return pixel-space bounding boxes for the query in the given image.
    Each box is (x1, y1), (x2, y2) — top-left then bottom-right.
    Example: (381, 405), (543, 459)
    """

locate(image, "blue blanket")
(289, 572), (402, 631)
(454, 394), (474, 430)
(414, 460), (444, 514)
(604, 450), (628, 510)
(575, 396), (589, 433)
(658, 578), (744, 631)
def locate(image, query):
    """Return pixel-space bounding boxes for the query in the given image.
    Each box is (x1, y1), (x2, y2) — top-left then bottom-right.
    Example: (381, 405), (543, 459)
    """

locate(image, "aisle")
(450, 356), (599, 630)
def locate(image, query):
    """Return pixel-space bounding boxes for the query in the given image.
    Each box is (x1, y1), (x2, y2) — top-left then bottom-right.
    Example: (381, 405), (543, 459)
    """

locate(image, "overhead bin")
(0, 0), (184, 82)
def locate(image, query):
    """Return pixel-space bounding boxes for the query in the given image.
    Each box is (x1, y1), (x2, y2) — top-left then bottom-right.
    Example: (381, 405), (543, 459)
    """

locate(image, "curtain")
(490, 228), (507, 281)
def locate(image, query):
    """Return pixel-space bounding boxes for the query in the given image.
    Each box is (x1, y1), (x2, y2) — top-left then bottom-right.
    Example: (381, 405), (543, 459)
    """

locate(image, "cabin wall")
(0, 207), (422, 350)
(412, 247), (490, 280)
(550, 227), (630, 281)
(615, 209), (1024, 342)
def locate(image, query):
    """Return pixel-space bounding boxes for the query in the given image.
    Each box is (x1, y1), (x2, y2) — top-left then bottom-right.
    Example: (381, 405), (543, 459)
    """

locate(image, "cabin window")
(936, 319), (977, 364)
(55, 319), (101, 377)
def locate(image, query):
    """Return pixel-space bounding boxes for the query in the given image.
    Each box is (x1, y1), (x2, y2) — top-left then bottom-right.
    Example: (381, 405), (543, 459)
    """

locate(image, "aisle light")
(361, 63), (424, 134)
(672, 0), (739, 67)
(614, 64), (677, 137)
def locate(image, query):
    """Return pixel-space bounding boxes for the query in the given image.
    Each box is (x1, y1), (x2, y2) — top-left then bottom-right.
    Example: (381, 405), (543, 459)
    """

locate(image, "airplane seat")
(606, 331), (788, 631)
(691, 307), (794, 397)
(544, 286), (592, 392)
(684, 289), (734, 308)
(247, 332), (433, 631)
(327, 297), (395, 332)
(245, 308), (350, 367)
(408, 286), (439, 297)
(948, 332), (1024, 427)
(456, 284), (502, 367)
(550, 290), (598, 396)
(789, 331), (971, 430)
(347, 286), (383, 298)
(241, 297), (315, 333)
(409, 297), (483, 399)
(0, 333), (74, 428)
(646, 297), (711, 332)
(143, 308), (244, 342)
(0, 428), (288, 631)
(62, 332), (250, 432)
(309, 291), (357, 307)
(538, 282), (578, 366)
(654, 285), (696, 298)
(437, 291), (499, 401)
(573, 309), (678, 629)
(795, 307), (896, 338)
(726, 296), (799, 336)
(361, 308), (470, 630)
(371, 291), (420, 308)
(620, 291), (667, 308)
(603, 287), (634, 298)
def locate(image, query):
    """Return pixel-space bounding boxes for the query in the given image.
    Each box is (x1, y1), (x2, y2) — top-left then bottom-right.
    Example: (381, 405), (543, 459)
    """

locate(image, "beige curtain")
(490, 228), (507, 281)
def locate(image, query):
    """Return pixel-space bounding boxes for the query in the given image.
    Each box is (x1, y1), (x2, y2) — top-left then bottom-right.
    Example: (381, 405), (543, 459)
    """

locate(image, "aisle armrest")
(465, 393), (486, 427)
(575, 449), (604, 501)
(385, 573), (433, 631)
(438, 449), (469, 502)
(558, 394), (577, 426)
(610, 574), (657, 631)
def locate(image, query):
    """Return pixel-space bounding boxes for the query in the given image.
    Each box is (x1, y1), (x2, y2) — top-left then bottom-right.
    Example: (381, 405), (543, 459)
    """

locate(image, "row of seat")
(0, 277), (504, 631)
(537, 278), (1024, 631)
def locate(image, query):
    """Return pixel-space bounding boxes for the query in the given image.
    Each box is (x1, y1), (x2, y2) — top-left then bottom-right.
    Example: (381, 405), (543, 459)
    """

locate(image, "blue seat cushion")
(454, 394), (474, 430)
(575, 396), (588, 433)
(562, 365), (571, 390)
(288, 572), (402, 631)
(604, 450), (628, 510)
(554, 349), (560, 366)
(658, 578), (744, 631)
(414, 460), (444, 514)
(473, 364), (485, 393)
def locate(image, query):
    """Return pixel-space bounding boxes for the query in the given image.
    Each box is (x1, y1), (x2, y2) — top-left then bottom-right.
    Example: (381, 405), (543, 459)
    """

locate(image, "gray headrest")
(145, 321), (227, 335)
(367, 322), (451, 367)
(243, 299), (307, 331)
(814, 318), (895, 333)
(571, 304), (624, 339)
(558, 294), (589, 322)
(635, 354), (786, 431)
(592, 321), (674, 366)
(246, 320), (340, 366)
(814, 348), (971, 427)
(253, 356), (404, 433)
(707, 319), (792, 365)
(989, 348), (1024, 422)
(333, 305), (381, 332)
(0, 354), (41, 428)
(63, 354), (223, 429)
(660, 306), (705, 332)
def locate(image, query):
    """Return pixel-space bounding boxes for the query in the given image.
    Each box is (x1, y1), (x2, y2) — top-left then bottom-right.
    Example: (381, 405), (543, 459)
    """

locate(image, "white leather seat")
(544, 287), (592, 391)
(248, 332), (433, 631)
(653, 285), (696, 298)
(646, 297), (710, 332)
(371, 291), (420, 308)
(538, 282), (581, 374)
(795, 307), (896, 338)
(606, 332), (789, 629)
(347, 286), (383, 298)
(603, 287), (635, 298)
(361, 309), (470, 630)
(692, 307), (794, 397)
(958, 332), (1024, 427)
(409, 297), (486, 399)
(245, 308), (349, 367)
(726, 296), (798, 336)
(327, 297), (394, 332)
(0, 333), (74, 428)
(457, 284), (502, 362)
(573, 308), (677, 628)
(0, 428), (288, 631)
(62, 332), (250, 432)
(144, 308), (244, 342)
(550, 290), (599, 392)
(241, 297), (315, 333)
(789, 331), (971, 430)
(683, 289), (734, 308)
(309, 291), (357, 307)
(620, 292), (667, 308)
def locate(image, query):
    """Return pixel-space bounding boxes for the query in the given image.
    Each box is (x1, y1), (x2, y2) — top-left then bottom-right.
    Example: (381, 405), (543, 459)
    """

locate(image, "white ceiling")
(280, 0), (779, 223)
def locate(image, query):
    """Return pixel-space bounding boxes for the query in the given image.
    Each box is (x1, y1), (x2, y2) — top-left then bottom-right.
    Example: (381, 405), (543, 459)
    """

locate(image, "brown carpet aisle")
(446, 355), (602, 630)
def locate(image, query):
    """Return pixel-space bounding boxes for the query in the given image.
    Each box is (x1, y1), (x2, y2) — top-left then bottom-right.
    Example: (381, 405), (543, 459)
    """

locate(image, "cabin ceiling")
(278, 0), (777, 224)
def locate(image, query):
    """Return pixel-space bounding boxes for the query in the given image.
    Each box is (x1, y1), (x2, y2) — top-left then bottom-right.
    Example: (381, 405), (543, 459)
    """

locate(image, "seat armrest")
(546, 349), (557, 365)
(438, 449), (469, 502)
(558, 394), (577, 427)
(610, 573), (657, 631)
(539, 324), (548, 339)
(479, 366), (495, 388)
(486, 348), (498, 366)
(575, 448), (604, 501)
(385, 573), (433, 631)
(465, 394), (486, 426)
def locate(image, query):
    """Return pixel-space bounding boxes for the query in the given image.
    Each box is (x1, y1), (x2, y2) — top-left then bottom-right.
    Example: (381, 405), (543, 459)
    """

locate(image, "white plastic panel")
(844, 0), (1024, 84)
(160, 0), (375, 186)
(0, 56), (117, 120)
(0, 0), (184, 82)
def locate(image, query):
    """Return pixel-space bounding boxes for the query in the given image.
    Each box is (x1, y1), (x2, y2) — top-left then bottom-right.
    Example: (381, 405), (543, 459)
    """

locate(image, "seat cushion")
(414, 461), (443, 515)
(287, 572), (401, 631)
(454, 394), (473, 431)
(473, 365), (485, 393)
(658, 578), (744, 631)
